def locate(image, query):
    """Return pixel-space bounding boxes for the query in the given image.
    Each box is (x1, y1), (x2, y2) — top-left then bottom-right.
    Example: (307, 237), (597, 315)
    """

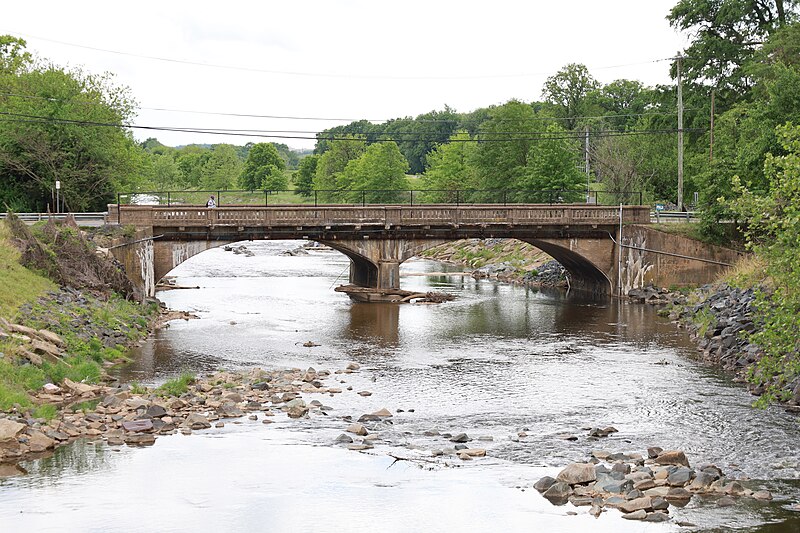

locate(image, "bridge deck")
(110, 204), (650, 230)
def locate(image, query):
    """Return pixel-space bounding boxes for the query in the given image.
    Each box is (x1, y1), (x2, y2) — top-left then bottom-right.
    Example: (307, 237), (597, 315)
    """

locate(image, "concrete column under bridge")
(320, 238), (450, 291)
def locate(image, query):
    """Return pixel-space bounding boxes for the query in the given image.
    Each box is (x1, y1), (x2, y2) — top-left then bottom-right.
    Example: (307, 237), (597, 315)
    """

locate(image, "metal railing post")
(314, 190), (318, 208)
(361, 190), (366, 207)
(502, 190), (507, 206)
(456, 190), (460, 206)
(217, 191), (221, 207)
(265, 189), (268, 207)
(117, 193), (121, 225)
(167, 191), (171, 207)
(410, 190), (414, 206)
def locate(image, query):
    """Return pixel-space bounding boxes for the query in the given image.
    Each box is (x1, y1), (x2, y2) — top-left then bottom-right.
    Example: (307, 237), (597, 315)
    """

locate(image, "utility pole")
(676, 53), (684, 211)
(585, 126), (591, 203)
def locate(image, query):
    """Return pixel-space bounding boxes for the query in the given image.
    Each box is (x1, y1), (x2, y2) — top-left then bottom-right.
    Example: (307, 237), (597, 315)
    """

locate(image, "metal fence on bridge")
(117, 189), (644, 208)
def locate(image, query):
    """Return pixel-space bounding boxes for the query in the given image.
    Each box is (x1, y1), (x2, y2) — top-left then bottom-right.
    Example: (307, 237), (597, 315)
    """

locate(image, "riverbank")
(0, 216), (160, 418)
(420, 238), (568, 287)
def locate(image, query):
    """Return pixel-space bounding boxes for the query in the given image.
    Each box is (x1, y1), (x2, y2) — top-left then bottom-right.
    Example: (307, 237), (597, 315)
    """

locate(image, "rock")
(0, 419), (26, 449)
(534, 476), (557, 493)
(63, 378), (99, 396)
(346, 362), (360, 371)
(124, 433), (156, 446)
(651, 496), (670, 510)
(588, 426), (618, 438)
(458, 448), (486, 457)
(183, 413), (211, 430)
(655, 450), (690, 467)
(346, 423), (368, 436)
(622, 510), (647, 520)
(688, 471), (717, 491)
(647, 446), (664, 458)
(449, 433), (471, 443)
(542, 482), (572, 504)
(753, 490), (773, 501)
(335, 433), (353, 444)
(723, 481), (746, 496)
(357, 391), (372, 397)
(36, 329), (64, 347)
(122, 419), (153, 433)
(645, 512), (671, 522)
(619, 496), (653, 514)
(142, 405), (168, 419)
(634, 479), (656, 491)
(556, 463), (597, 485)
(603, 480), (634, 494)
(286, 404), (308, 418)
(665, 488), (692, 502)
(370, 408), (392, 418)
(717, 496), (736, 507)
(215, 422), (224, 428)
(42, 383), (62, 393)
(27, 431), (56, 452)
(668, 467), (694, 486)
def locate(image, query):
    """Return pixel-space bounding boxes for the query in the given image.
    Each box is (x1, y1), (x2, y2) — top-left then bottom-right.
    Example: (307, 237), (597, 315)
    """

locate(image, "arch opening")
(524, 239), (611, 294)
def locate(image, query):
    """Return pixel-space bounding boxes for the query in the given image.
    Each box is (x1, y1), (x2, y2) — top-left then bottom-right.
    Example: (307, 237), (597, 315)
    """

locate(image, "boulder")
(622, 509), (647, 520)
(655, 450), (690, 467)
(668, 467), (694, 486)
(0, 419), (26, 449)
(534, 476), (557, 493)
(346, 423), (368, 436)
(753, 490), (772, 501)
(619, 496), (653, 514)
(183, 413), (211, 430)
(556, 463), (597, 485)
(542, 482), (572, 504)
(27, 430), (56, 453)
(449, 433), (471, 443)
(645, 512), (671, 522)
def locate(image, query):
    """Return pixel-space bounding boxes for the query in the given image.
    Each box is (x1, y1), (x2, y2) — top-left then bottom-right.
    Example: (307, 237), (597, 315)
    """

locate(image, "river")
(1, 240), (799, 532)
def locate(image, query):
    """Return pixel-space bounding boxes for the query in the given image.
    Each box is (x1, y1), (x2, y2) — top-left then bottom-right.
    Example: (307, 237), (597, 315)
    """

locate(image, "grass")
(721, 255), (769, 289)
(32, 403), (58, 420)
(0, 222), (57, 317)
(156, 372), (196, 397)
(129, 382), (148, 394)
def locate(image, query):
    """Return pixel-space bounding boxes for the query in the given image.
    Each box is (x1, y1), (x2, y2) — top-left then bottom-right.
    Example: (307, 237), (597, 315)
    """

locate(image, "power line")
(0, 111), (706, 142)
(0, 91), (693, 125)
(6, 30), (673, 81)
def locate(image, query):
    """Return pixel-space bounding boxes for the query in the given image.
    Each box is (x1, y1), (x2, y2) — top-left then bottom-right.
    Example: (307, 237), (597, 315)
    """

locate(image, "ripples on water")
(2, 240), (799, 532)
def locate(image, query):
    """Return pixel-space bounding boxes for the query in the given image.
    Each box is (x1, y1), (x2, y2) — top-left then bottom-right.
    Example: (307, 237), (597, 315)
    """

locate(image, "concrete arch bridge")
(107, 204), (742, 300)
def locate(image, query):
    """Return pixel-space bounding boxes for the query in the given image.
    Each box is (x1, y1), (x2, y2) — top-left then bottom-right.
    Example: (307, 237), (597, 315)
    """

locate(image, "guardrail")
(0, 212), (108, 225)
(110, 204), (652, 228)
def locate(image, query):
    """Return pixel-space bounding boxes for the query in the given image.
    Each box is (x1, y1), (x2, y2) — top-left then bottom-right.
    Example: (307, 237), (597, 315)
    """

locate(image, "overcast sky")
(3, 1), (688, 150)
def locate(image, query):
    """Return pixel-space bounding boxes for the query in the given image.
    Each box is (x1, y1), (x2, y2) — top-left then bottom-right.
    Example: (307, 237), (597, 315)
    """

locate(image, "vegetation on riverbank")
(0, 218), (158, 412)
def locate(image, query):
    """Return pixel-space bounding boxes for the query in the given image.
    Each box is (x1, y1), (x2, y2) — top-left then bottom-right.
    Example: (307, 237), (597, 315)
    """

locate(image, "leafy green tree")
(314, 136), (367, 196)
(339, 142), (409, 203)
(472, 100), (541, 191)
(240, 142), (287, 190)
(729, 123), (800, 404)
(541, 63), (600, 129)
(201, 144), (241, 190)
(293, 155), (318, 197)
(420, 131), (478, 202)
(0, 36), (141, 211)
(668, 0), (798, 101)
(522, 123), (585, 202)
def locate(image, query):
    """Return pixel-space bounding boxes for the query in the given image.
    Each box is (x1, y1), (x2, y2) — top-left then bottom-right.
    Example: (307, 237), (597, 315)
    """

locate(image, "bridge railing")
(110, 204), (651, 227)
(116, 189), (644, 208)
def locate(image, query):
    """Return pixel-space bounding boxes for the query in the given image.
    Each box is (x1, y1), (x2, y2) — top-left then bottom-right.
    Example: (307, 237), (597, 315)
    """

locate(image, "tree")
(667, 0), (798, 100)
(293, 155), (318, 197)
(420, 131), (478, 202)
(541, 63), (600, 129)
(522, 123), (585, 202)
(472, 100), (541, 191)
(729, 123), (800, 404)
(201, 144), (241, 190)
(590, 135), (652, 203)
(314, 136), (367, 197)
(239, 142), (286, 190)
(339, 142), (409, 203)
(0, 36), (141, 211)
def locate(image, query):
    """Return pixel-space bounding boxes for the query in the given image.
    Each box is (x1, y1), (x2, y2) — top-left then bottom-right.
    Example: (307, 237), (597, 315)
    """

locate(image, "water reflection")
(346, 303), (400, 347)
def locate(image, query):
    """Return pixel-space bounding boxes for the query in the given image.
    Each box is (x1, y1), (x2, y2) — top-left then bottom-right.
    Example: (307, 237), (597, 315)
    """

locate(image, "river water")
(2, 240), (799, 532)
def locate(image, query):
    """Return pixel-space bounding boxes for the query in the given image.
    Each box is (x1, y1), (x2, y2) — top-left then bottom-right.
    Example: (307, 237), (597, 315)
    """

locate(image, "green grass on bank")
(0, 220), (158, 412)
(0, 222), (56, 318)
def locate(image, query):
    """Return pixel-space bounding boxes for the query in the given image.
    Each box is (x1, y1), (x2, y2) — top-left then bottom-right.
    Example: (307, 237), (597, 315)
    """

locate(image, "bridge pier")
(322, 238), (448, 292)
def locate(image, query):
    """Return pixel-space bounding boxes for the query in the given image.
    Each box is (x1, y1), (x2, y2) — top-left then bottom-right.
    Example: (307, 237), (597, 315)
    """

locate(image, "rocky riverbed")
(535, 449), (782, 524)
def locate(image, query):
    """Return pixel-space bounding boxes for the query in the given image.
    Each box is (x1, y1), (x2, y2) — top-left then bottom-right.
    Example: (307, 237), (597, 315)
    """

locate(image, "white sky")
(3, 0), (688, 150)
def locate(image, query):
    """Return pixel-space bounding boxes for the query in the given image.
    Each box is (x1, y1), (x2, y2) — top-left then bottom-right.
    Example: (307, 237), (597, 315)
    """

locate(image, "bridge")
(106, 201), (742, 300)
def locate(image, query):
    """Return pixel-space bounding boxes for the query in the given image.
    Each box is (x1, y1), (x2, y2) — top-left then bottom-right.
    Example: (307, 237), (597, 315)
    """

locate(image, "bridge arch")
(523, 239), (611, 294)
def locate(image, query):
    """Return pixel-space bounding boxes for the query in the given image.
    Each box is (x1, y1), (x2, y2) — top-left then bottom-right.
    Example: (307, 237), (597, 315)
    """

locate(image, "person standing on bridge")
(206, 195), (216, 208)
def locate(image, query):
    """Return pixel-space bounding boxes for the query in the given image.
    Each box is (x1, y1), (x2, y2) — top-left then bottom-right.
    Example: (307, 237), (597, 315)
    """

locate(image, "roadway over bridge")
(106, 202), (741, 300)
